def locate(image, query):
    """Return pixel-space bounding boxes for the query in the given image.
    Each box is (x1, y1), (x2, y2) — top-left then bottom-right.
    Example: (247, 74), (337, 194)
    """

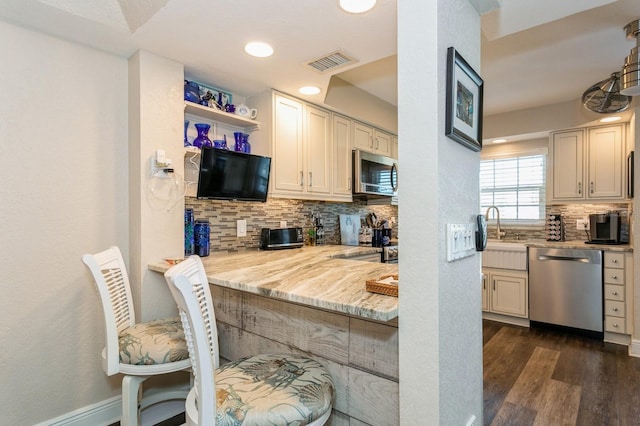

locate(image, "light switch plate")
(446, 223), (476, 262)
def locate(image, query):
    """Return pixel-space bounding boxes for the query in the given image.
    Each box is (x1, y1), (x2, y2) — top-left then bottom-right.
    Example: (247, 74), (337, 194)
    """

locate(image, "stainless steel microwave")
(352, 149), (398, 197)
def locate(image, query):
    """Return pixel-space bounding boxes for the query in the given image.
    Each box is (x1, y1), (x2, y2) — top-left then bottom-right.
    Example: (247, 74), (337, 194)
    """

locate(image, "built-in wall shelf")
(184, 101), (261, 131)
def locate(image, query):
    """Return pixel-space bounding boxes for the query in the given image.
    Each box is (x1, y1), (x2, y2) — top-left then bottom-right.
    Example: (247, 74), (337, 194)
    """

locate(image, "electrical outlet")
(237, 219), (247, 237)
(280, 220), (287, 228)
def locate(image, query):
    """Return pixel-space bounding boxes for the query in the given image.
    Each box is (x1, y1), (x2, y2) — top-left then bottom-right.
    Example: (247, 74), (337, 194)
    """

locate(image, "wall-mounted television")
(197, 147), (271, 202)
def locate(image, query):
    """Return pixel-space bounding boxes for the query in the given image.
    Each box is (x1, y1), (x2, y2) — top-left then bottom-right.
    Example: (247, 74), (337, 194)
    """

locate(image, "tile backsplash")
(186, 197), (398, 252)
(487, 203), (632, 242)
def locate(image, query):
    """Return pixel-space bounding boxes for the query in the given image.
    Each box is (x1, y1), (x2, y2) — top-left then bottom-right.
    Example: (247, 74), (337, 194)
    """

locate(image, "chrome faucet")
(485, 205), (506, 240)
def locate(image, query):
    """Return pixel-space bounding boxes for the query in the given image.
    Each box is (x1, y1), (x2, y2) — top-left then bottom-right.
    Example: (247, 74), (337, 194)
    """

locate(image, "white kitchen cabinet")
(391, 135), (398, 160)
(588, 125), (624, 198)
(332, 114), (353, 199)
(249, 90), (354, 201)
(549, 124), (625, 203)
(353, 121), (392, 157)
(270, 94), (331, 197)
(482, 269), (528, 319)
(603, 251), (633, 342)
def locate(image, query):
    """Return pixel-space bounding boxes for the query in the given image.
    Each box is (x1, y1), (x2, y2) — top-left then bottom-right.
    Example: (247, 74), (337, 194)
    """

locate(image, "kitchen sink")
(483, 240), (527, 270)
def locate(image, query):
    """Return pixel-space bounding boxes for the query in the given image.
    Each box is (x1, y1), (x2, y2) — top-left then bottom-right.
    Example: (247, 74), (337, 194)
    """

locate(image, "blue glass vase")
(193, 123), (212, 148)
(184, 120), (191, 147)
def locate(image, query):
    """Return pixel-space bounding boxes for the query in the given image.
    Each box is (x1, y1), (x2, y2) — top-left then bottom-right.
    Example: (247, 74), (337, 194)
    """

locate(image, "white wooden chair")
(164, 255), (334, 425)
(82, 246), (191, 426)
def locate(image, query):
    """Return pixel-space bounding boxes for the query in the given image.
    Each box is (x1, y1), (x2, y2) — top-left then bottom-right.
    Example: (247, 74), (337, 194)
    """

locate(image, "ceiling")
(0, 0), (638, 120)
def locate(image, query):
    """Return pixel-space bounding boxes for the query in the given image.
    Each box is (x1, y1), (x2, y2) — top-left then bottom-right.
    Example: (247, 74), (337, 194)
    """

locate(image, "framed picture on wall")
(445, 46), (484, 152)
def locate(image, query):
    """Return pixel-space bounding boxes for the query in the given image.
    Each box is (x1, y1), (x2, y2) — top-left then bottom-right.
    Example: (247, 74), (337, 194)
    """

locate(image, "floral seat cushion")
(212, 353), (334, 425)
(118, 317), (188, 365)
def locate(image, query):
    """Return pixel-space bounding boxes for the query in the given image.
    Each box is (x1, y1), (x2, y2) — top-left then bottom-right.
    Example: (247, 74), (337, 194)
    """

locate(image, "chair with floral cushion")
(164, 255), (334, 425)
(82, 246), (191, 426)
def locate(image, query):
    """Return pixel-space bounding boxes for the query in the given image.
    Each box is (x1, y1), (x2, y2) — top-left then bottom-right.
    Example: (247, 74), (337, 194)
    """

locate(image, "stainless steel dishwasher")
(529, 247), (603, 338)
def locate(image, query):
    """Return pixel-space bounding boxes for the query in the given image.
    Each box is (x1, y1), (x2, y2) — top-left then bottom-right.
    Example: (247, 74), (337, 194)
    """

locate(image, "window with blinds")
(480, 154), (546, 224)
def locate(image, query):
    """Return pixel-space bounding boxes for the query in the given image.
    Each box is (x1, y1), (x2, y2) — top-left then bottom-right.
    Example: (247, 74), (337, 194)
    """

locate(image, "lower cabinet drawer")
(604, 300), (625, 318)
(604, 284), (625, 302)
(605, 315), (626, 333)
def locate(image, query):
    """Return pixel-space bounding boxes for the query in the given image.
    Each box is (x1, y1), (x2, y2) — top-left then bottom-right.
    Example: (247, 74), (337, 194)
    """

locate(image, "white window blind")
(480, 154), (546, 224)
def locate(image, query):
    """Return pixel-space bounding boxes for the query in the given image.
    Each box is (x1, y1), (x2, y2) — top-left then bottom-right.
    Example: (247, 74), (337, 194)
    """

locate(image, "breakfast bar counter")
(149, 245), (400, 425)
(149, 245), (399, 321)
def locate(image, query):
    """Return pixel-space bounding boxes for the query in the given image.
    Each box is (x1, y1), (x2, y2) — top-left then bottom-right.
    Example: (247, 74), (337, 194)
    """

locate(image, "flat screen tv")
(197, 147), (271, 202)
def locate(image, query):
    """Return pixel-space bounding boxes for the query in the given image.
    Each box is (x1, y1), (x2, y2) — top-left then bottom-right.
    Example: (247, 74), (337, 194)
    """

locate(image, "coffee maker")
(588, 212), (621, 244)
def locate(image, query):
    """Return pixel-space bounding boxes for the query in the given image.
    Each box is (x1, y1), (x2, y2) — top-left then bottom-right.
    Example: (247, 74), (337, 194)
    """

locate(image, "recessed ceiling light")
(299, 86), (321, 95)
(339, 0), (376, 14)
(244, 42), (273, 58)
(600, 116), (622, 123)
(492, 139), (508, 144)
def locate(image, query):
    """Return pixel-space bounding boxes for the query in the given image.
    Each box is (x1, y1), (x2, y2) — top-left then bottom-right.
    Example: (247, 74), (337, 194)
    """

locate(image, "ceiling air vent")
(306, 51), (356, 73)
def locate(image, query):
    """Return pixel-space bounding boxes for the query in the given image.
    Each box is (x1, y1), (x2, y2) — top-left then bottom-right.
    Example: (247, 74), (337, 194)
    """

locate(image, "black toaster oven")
(259, 227), (304, 250)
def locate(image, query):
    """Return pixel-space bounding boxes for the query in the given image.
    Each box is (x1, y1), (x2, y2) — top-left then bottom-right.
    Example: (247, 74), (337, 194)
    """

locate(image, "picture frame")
(197, 81), (233, 110)
(445, 47), (484, 152)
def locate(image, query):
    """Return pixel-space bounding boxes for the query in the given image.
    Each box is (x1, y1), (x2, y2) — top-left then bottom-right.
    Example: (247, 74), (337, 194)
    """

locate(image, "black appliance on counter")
(381, 245), (398, 264)
(587, 212), (621, 244)
(260, 227), (304, 250)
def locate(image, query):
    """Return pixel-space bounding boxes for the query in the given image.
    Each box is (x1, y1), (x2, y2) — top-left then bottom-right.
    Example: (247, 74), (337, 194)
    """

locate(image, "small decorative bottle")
(194, 219), (210, 257)
(184, 120), (191, 147)
(193, 123), (213, 148)
(184, 208), (195, 256)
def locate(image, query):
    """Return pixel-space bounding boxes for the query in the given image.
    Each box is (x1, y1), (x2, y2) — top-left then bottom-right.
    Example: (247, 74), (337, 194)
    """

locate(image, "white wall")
(0, 21), (128, 424)
(398, 0), (483, 424)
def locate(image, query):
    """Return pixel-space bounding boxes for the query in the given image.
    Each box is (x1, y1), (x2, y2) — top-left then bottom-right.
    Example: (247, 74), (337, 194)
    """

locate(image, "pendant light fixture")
(620, 19), (640, 96)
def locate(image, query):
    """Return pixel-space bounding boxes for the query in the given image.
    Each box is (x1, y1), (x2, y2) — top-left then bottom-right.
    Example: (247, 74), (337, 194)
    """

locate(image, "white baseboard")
(629, 339), (640, 358)
(33, 397), (185, 426)
(34, 396), (121, 426)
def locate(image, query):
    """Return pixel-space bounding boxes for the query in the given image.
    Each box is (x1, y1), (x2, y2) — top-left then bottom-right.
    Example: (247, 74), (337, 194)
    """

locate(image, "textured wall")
(186, 197), (398, 251)
(0, 22), (128, 424)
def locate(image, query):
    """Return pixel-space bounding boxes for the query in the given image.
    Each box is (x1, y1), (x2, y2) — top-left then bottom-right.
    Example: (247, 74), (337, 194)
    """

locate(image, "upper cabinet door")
(273, 94), (305, 193)
(588, 125), (623, 199)
(305, 105), (331, 195)
(353, 121), (375, 152)
(550, 129), (584, 200)
(374, 129), (392, 157)
(332, 114), (353, 198)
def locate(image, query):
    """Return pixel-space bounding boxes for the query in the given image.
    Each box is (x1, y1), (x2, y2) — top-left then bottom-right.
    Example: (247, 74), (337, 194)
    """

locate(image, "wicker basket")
(366, 274), (398, 297)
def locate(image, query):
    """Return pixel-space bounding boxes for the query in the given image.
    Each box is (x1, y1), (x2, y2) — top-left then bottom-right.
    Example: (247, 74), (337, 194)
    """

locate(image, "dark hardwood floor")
(483, 320), (640, 426)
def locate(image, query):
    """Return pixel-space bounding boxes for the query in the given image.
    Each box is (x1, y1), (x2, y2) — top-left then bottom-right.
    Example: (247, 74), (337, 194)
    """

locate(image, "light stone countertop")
(149, 245), (399, 322)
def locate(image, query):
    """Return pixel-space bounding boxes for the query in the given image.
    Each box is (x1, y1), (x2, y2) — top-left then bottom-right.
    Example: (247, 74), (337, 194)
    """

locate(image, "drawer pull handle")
(613, 307), (619, 312)
(612, 323), (619, 328)
(611, 275), (618, 279)
(612, 259), (618, 263)
(612, 291), (618, 296)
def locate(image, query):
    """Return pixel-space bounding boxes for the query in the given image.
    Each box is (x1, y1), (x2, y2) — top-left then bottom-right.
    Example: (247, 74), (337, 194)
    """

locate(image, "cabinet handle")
(612, 291), (618, 296)
(611, 275), (618, 279)
(613, 307), (619, 312)
(309, 172), (312, 187)
(300, 171), (304, 186)
(369, 136), (374, 148)
(612, 259), (618, 263)
(493, 280), (496, 291)
(348, 177), (351, 190)
(590, 181), (594, 194)
(578, 182), (582, 194)
(375, 137), (379, 149)
(612, 323), (619, 328)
